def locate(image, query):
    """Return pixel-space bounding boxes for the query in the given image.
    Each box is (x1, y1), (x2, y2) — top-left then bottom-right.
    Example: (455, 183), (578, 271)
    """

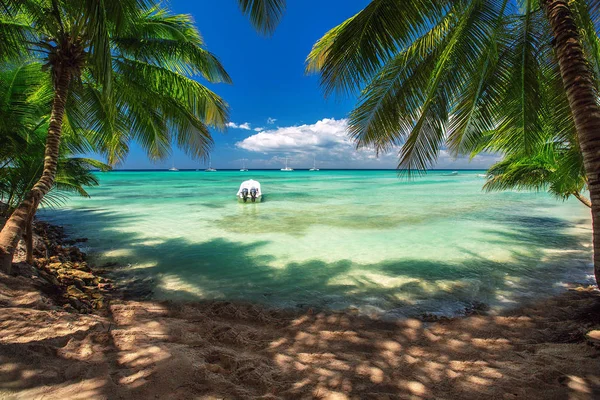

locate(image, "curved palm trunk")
(0, 70), (71, 274)
(25, 213), (34, 265)
(573, 191), (592, 209)
(25, 197), (40, 265)
(543, 0), (600, 286)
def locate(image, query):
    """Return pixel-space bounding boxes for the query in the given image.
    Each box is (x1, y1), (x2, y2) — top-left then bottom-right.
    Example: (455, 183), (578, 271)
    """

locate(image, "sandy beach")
(1, 221), (600, 399)
(4, 0), (600, 398)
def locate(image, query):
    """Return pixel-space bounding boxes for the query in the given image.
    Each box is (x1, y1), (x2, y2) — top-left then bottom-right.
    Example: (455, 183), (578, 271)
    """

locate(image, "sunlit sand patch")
(118, 345), (171, 370)
(156, 274), (214, 299)
(13, 377), (108, 399)
(124, 261), (159, 271)
(137, 239), (165, 246)
(102, 248), (135, 258)
(331, 271), (421, 290)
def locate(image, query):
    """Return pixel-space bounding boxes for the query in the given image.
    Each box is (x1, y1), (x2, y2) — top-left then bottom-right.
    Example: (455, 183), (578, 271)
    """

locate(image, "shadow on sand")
(0, 205), (598, 398)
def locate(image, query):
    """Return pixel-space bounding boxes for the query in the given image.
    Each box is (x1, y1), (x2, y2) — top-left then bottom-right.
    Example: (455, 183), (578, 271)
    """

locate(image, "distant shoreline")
(93, 168), (489, 172)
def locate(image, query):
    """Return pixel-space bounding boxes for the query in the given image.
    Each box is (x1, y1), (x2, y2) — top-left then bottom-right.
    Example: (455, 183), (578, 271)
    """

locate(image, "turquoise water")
(41, 170), (593, 317)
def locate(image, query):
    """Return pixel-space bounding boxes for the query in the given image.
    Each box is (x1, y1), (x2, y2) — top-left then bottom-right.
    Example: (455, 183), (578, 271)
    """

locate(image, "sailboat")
(240, 159), (249, 172)
(280, 157), (293, 171)
(168, 160), (178, 171)
(309, 157), (319, 171)
(205, 155), (217, 172)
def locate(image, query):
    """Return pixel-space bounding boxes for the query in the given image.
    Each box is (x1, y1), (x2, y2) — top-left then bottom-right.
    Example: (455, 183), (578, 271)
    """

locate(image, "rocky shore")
(11, 221), (115, 313)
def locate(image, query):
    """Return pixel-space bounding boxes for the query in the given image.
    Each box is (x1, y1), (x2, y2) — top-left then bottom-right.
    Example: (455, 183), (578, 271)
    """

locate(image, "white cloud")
(236, 118), (351, 153)
(235, 118), (501, 169)
(254, 127), (264, 132)
(267, 117), (277, 124)
(227, 122), (252, 130)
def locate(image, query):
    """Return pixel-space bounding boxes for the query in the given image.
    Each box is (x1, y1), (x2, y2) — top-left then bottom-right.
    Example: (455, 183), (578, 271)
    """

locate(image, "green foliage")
(0, 62), (110, 216)
(237, 0), (286, 36)
(1, 0), (288, 166)
(0, 150), (110, 216)
(307, 0), (595, 203)
(483, 140), (588, 205)
(1, 0), (232, 165)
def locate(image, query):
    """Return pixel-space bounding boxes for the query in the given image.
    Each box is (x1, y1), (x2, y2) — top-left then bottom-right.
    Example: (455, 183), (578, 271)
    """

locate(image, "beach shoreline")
(1, 218), (600, 398)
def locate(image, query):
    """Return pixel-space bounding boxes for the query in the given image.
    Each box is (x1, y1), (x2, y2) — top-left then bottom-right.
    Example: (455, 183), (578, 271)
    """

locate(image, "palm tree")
(0, 0), (287, 273)
(307, 0), (600, 286)
(0, 1), (232, 273)
(1, 154), (110, 264)
(484, 144), (590, 207)
(0, 60), (110, 263)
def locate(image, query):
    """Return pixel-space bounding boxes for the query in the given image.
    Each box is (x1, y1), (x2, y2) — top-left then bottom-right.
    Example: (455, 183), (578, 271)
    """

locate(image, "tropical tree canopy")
(0, 0), (288, 271)
(1, 0), (233, 165)
(308, 0), (600, 287)
(0, 62), (109, 216)
(306, 0), (599, 175)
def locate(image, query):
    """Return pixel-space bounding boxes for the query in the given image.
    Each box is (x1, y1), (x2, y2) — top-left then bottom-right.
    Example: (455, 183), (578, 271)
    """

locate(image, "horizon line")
(95, 168), (488, 172)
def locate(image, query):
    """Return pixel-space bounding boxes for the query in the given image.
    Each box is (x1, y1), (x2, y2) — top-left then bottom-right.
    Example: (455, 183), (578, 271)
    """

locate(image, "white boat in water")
(281, 157), (293, 171)
(168, 161), (178, 171)
(205, 155), (217, 172)
(444, 171), (458, 176)
(237, 179), (262, 203)
(240, 159), (249, 172)
(309, 157), (319, 171)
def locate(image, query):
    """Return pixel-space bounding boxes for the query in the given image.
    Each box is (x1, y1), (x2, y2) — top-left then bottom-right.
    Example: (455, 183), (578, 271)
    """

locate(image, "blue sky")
(119, 0), (499, 170)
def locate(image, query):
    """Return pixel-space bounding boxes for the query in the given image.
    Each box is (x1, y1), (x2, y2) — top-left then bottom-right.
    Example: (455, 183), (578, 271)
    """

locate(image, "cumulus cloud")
(235, 118), (501, 169)
(227, 122), (252, 130)
(236, 118), (350, 153)
(267, 117), (277, 124)
(254, 127), (264, 132)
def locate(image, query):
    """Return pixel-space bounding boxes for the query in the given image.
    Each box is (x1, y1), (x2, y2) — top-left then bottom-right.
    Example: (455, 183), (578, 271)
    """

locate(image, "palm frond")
(237, 0), (286, 36)
(306, 0), (452, 97)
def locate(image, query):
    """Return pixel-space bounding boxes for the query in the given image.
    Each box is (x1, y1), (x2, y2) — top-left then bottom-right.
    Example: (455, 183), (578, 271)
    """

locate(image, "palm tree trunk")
(573, 191), (592, 209)
(25, 212), (34, 265)
(0, 70), (71, 274)
(543, 0), (600, 286)
(24, 197), (40, 265)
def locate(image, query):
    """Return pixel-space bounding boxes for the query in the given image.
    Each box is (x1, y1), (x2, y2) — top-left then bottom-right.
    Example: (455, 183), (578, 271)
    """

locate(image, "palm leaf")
(237, 0), (286, 36)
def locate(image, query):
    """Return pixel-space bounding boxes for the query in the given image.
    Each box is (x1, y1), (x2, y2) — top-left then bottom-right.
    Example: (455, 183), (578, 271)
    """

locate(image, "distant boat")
(281, 157), (293, 171)
(309, 157), (319, 171)
(168, 161), (178, 171)
(240, 159), (249, 172)
(444, 171), (458, 176)
(205, 155), (217, 172)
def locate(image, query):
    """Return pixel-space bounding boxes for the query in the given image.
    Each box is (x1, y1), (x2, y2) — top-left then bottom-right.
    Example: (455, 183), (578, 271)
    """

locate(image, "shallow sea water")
(41, 169), (594, 317)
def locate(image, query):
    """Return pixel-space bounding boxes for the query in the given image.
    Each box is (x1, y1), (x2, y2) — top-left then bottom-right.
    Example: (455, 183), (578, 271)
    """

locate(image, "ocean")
(40, 169), (593, 318)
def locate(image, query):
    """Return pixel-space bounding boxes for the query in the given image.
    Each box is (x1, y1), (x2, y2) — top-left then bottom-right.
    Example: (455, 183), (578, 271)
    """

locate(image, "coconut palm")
(0, 61), (110, 263)
(1, 153), (110, 264)
(307, 0), (600, 285)
(0, 0), (233, 273)
(484, 144), (589, 207)
(0, 0), (287, 272)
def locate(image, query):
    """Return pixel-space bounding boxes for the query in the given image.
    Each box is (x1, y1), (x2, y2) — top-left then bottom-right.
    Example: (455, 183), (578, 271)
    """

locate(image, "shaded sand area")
(1, 269), (600, 399)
